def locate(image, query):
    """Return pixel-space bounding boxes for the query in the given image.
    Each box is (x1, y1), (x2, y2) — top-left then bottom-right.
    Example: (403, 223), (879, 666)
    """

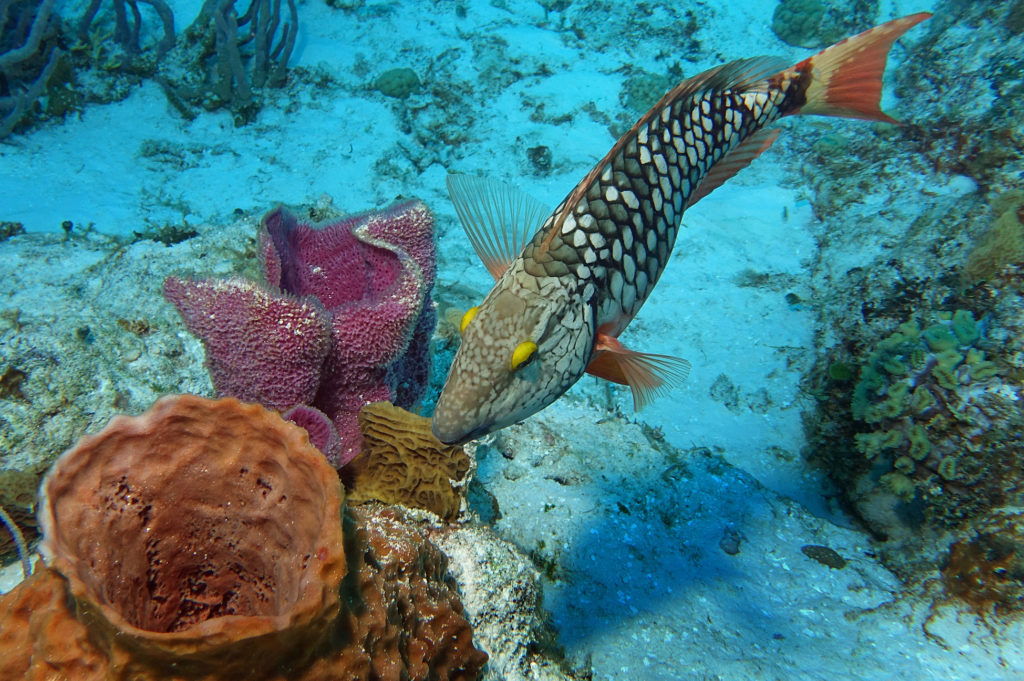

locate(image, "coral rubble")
(0, 394), (486, 679)
(165, 200), (437, 466)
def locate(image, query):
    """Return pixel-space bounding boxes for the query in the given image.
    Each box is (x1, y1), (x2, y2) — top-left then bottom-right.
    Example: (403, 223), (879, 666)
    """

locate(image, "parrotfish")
(432, 13), (931, 444)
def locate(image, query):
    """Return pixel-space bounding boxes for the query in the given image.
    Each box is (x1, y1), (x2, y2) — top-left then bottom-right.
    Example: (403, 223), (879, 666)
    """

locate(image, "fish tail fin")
(790, 12), (931, 123)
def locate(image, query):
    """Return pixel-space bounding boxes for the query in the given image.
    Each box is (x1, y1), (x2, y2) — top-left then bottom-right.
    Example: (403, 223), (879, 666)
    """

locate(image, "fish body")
(432, 13), (931, 445)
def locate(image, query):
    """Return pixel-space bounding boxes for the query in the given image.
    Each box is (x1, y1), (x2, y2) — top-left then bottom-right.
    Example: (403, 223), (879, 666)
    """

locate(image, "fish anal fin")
(686, 127), (780, 209)
(585, 333), (692, 411)
(446, 174), (550, 280)
(790, 12), (931, 123)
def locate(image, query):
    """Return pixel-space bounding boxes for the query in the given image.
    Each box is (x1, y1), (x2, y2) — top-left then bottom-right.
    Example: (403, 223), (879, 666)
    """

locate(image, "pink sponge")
(162, 277), (331, 410)
(164, 200), (436, 467)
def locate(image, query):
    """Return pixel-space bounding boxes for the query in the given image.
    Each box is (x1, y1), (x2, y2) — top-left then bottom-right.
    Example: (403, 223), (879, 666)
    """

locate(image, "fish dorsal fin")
(446, 174), (550, 280)
(549, 56), (790, 237)
(685, 127), (780, 208)
(669, 55), (792, 98)
(585, 333), (692, 411)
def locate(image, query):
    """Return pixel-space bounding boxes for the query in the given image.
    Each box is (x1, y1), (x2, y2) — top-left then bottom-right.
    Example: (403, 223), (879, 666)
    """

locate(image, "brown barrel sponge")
(37, 394), (347, 675)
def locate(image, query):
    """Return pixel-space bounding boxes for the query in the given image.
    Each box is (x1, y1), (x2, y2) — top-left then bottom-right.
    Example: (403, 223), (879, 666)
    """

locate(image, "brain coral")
(0, 395), (486, 680)
(344, 401), (472, 521)
(772, 0), (878, 48)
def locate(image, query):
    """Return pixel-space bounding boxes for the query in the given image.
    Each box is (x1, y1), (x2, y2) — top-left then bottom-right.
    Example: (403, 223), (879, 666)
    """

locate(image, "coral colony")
(164, 201), (437, 467)
(0, 395), (486, 679)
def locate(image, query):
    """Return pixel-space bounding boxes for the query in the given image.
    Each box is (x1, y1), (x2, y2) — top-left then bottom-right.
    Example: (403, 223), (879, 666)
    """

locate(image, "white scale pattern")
(541, 83), (790, 335)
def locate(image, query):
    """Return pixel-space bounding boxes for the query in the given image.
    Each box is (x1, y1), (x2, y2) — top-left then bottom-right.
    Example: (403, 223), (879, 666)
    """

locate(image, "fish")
(431, 12), (932, 445)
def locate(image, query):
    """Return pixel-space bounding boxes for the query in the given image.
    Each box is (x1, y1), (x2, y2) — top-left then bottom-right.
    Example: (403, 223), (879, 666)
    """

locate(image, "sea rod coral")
(0, 394), (487, 680)
(164, 200), (437, 466)
(0, 0), (62, 137)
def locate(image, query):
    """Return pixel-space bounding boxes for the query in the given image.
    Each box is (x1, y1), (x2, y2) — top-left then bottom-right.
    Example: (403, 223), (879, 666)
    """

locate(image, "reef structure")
(164, 200), (437, 467)
(0, 394), (487, 679)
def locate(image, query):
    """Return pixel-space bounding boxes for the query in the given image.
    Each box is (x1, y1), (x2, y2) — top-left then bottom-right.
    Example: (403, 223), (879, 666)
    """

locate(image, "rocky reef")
(0, 208), (573, 680)
(799, 0), (1024, 612)
(1, 0), (301, 137)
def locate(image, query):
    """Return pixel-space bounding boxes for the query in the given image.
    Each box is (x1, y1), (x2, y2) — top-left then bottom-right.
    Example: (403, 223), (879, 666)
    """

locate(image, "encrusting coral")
(0, 394), (487, 680)
(345, 401), (472, 522)
(845, 308), (1021, 530)
(164, 200), (437, 467)
(963, 191), (1024, 284)
(941, 508), (1024, 617)
(808, 274), (1024, 608)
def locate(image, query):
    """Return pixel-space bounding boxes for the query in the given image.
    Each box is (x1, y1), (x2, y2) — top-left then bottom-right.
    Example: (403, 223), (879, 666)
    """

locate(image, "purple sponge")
(164, 200), (436, 466)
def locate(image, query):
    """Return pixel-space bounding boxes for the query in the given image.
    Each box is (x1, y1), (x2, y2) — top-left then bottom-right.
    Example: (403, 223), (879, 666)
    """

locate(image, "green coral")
(828, 361), (855, 381)
(966, 348), (999, 380)
(772, 0), (826, 47)
(937, 456), (958, 481)
(932, 349), (964, 390)
(374, 67), (421, 99)
(951, 309), (980, 346)
(855, 428), (903, 458)
(922, 323), (959, 352)
(848, 307), (1002, 506)
(909, 386), (936, 414)
(880, 471), (915, 499)
(771, 0), (879, 48)
(907, 424), (931, 460)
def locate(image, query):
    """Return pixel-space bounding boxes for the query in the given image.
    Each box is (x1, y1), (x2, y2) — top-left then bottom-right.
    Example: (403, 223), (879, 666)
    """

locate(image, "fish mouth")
(431, 419), (489, 446)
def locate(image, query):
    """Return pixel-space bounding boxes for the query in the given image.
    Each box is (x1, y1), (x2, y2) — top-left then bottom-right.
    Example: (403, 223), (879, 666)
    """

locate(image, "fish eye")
(510, 340), (538, 371)
(459, 306), (480, 334)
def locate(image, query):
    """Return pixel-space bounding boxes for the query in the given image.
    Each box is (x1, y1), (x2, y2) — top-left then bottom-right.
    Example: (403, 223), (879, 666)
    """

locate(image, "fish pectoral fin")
(585, 333), (692, 411)
(685, 127), (780, 209)
(446, 173), (550, 280)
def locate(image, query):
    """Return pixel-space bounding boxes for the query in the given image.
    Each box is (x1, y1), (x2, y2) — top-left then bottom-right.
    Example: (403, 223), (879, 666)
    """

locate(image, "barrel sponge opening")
(38, 394), (346, 639)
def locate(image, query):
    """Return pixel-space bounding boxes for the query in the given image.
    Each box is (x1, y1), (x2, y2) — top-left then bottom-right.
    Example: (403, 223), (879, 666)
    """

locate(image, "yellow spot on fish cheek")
(510, 340), (538, 371)
(459, 306), (480, 334)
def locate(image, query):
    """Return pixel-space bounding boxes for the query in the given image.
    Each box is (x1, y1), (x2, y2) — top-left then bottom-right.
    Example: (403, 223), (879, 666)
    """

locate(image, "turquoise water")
(3, 0), (1024, 679)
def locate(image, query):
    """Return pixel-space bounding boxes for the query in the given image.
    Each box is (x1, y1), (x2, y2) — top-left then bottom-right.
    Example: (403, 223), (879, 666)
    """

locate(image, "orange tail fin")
(792, 12), (931, 123)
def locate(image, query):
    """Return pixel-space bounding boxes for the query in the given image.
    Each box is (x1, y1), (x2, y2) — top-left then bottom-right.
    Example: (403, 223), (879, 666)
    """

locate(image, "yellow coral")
(347, 402), (472, 521)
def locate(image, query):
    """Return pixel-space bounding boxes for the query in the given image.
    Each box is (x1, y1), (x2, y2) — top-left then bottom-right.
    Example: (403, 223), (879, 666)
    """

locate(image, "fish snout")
(430, 400), (487, 445)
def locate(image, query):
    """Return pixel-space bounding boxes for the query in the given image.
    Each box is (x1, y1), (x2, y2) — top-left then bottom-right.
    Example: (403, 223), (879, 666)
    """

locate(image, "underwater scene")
(1, 0), (1023, 678)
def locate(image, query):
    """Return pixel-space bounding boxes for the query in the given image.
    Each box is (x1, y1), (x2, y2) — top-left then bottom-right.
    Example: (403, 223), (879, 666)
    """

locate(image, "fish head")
(431, 276), (593, 444)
